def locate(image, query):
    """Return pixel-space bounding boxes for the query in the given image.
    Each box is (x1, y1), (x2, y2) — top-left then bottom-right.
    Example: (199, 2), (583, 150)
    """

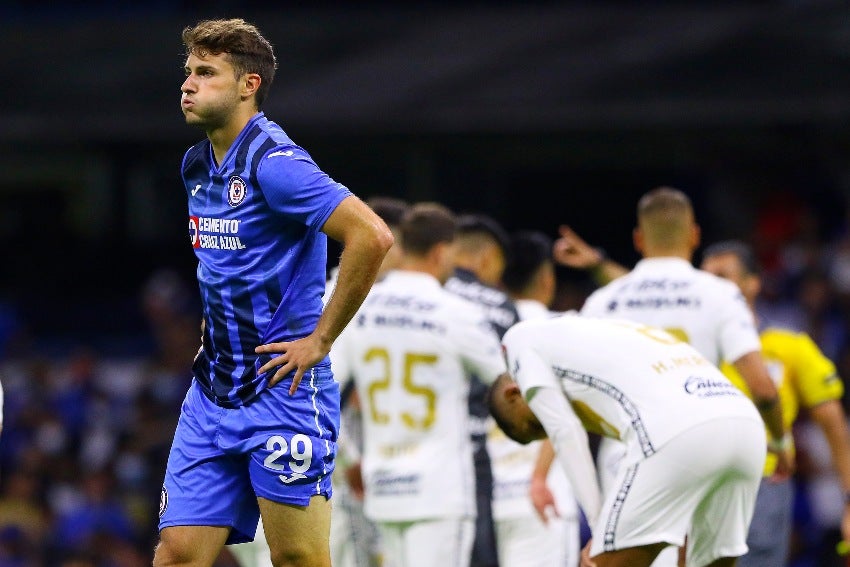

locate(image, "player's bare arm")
(529, 439), (559, 524)
(257, 195), (393, 393)
(809, 399), (850, 545)
(732, 351), (793, 479)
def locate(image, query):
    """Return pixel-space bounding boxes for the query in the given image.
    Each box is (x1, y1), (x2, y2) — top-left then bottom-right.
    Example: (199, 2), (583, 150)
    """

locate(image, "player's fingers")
(258, 355), (287, 375)
(268, 362), (294, 387)
(533, 503), (548, 524)
(289, 367), (306, 395)
(255, 341), (287, 354)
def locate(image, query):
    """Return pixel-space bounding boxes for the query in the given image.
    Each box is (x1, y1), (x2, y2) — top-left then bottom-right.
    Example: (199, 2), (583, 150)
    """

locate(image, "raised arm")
(552, 225), (628, 285)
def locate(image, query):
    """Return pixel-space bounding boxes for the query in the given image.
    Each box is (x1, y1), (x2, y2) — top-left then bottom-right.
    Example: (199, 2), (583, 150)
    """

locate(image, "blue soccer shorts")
(158, 367), (340, 544)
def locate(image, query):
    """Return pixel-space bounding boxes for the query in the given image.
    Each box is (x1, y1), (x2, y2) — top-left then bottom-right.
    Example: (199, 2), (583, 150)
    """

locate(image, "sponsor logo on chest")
(189, 215), (246, 250)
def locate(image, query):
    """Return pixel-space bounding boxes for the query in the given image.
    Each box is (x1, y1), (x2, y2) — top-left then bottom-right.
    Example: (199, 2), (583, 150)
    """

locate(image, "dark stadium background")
(0, 0), (846, 349)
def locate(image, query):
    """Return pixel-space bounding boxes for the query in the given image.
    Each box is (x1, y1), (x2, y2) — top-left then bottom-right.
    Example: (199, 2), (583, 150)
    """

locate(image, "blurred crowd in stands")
(1, 187), (850, 566)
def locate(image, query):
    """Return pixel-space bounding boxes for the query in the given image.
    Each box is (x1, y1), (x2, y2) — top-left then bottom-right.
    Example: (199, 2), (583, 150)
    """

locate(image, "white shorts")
(496, 514), (579, 567)
(590, 417), (765, 567)
(378, 517), (475, 567)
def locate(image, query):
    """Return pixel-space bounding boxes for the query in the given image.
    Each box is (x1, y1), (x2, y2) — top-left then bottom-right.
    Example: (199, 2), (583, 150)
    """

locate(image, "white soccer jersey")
(488, 299), (575, 521)
(332, 270), (507, 522)
(580, 258), (760, 365)
(502, 314), (761, 525)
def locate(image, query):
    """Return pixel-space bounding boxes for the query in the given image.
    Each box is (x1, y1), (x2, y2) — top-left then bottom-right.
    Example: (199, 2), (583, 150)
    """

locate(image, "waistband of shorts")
(199, 387), (240, 409)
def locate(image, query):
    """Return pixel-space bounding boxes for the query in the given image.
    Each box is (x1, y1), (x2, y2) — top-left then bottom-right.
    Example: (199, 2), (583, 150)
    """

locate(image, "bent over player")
(489, 314), (766, 567)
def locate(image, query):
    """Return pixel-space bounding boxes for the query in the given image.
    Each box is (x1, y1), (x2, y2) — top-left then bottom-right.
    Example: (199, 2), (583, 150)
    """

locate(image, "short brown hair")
(182, 18), (277, 107)
(636, 186), (695, 247)
(400, 202), (456, 256)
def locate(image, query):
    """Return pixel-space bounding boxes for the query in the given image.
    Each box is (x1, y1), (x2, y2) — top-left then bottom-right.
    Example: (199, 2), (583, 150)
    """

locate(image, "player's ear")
(504, 380), (522, 402)
(690, 223), (701, 249)
(241, 73), (261, 100)
(743, 274), (761, 299)
(633, 227), (644, 254)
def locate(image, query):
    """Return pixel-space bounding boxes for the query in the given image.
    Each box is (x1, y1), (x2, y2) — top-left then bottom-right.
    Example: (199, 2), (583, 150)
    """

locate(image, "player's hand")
(580, 539), (597, 567)
(768, 447), (795, 483)
(530, 476), (559, 525)
(256, 333), (331, 395)
(552, 225), (603, 270)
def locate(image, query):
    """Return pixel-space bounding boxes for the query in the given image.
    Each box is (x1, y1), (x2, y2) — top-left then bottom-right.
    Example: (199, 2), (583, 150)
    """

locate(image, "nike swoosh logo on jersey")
(191, 184), (202, 196)
(267, 150), (294, 158)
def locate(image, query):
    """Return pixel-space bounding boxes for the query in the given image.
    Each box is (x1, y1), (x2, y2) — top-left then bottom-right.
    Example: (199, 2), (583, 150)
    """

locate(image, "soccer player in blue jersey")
(154, 18), (393, 567)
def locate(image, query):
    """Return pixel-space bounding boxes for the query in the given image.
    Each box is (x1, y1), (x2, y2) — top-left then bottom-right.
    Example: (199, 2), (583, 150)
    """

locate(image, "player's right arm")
(732, 351), (793, 479)
(505, 325), (602, 527)
(715, 282), (790, 474)
(528, 387), (601, 528)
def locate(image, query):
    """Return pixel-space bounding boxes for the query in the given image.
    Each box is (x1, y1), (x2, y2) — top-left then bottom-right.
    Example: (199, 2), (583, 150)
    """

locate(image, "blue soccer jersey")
(182, 112), (351, 406)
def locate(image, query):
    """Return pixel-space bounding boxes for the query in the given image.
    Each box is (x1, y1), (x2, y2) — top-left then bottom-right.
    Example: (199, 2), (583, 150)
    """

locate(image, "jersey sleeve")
(714, 282), (761, 363)
(793, 332), (843, 408)
(504, 322), (603, 525)
(502, 321), (560, 393)
(255, 146), (352, 229)
(453, 302), (507, 385)
(528, 386), (602, 528)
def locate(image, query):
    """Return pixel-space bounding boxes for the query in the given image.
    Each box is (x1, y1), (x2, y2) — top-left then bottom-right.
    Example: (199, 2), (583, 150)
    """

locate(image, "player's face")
(492, 378), (547, 444)
(181, 51), (242, 129)
(701, 252), (746, 290)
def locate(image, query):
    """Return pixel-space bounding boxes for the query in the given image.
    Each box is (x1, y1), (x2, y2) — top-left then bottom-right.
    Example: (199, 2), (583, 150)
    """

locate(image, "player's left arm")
(258, 195), (393, 393)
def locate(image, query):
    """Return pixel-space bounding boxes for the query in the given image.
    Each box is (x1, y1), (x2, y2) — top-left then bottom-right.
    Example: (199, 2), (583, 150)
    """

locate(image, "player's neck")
(641, 248), (692, 262)
(207, 108), (260, 166)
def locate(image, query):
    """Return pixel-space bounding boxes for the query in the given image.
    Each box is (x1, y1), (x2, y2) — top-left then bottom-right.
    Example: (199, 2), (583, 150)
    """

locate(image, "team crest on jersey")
(227, 175), (248, 207)
(159, 486), (168, 517)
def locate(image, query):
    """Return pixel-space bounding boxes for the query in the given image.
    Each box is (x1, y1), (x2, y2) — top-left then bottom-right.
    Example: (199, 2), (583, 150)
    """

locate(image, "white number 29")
(264, 434), (314, 483)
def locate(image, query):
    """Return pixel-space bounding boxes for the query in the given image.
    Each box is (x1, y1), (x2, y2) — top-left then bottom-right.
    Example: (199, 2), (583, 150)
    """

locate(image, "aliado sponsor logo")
(189, 215), (247, 250)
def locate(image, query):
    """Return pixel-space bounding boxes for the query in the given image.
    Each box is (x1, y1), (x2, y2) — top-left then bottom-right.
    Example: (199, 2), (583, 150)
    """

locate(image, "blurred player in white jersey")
(332, 202), (507, 567)
(554, 187), (790, 565)
(490, 315), (766, 567)
(328, 196), (410, 567)
(444, 213), (520, 567)
(488, 230), (579, 567)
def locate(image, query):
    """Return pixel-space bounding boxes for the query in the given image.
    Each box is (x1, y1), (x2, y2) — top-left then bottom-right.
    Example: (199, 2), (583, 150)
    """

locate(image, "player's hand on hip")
(256, 334), (329, 395)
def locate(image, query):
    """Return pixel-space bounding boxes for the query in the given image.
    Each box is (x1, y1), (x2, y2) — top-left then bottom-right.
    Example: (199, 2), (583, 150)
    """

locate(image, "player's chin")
(524, 421), (547, 443)
(182, 109), (203, 124)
